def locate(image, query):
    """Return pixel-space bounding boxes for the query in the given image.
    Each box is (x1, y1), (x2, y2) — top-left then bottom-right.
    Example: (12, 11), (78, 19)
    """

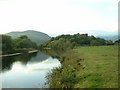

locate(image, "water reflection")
(0, 51), (61, 88)
(2, 52), (38, 73)
(28, 52), (50, 64)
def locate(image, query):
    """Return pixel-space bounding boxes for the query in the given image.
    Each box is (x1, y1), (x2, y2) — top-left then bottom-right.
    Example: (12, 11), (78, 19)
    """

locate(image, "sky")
(0, 0), (119, 36)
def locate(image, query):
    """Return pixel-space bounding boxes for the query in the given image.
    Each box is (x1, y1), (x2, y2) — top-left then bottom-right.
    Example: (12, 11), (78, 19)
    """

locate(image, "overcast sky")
(0, 0), (118, 36)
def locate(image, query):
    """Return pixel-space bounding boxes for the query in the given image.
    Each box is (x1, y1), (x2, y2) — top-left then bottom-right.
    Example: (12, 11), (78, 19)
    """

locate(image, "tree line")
(1, 35), (37, 54)
(39, 33), (118, 50)
(1, 33), (119, 54)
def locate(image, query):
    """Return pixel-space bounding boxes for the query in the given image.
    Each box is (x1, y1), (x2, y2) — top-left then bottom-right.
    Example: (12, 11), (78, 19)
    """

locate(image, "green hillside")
(6, 30), (51, 45)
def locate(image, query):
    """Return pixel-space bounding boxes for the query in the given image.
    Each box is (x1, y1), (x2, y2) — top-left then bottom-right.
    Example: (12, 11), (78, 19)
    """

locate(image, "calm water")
(0, 51), (61, 88)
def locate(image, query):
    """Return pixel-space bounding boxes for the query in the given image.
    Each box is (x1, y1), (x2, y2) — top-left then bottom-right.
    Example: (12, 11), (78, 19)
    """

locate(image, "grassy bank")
(46, 45), (118, 88)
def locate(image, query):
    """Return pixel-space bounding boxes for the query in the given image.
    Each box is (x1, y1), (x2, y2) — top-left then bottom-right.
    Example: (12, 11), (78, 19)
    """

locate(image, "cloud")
(0, 0), (118, 35)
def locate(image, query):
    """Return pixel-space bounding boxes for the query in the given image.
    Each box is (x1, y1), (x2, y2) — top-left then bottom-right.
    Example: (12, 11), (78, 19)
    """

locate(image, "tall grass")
(45, 45), (118, 88)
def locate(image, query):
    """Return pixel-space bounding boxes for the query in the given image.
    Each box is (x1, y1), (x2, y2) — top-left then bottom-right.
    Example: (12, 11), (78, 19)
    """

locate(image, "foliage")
(7, 30), (51, 45)
(45, 49), (80, 88)
(14, 35), (37, 49)
(45, 45), (118, 88)
(1, 35), (38, 54)
(114, 39), (120, 45)
(2, 35), (14, 54)
(39, 33), (114, 50)
(106, 40), (114, 45)
(40, 38), (74, 50)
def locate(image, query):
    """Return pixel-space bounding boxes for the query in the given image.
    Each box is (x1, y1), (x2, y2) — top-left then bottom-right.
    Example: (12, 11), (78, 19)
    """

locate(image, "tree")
(106, 40), (113, 45)
(2, 35), (14, 54)
(19, 35), (28, 39)
(114, 39), (120, 45)
(90, 38), (106, 46)
(14, 35), (37, 49)
(39, 33), (110, 50)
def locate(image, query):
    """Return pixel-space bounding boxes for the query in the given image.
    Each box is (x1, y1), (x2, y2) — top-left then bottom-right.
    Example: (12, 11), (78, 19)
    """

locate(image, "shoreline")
(0, 50), (38, 58)
(45, 45), (118, 88)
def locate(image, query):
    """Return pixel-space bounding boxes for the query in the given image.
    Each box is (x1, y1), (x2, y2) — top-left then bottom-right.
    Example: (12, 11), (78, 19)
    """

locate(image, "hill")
(6, 30), (51, 45)
(39, 33), (114, 50)
(97, 35), (118, 42)
(81, 30), (118, 42)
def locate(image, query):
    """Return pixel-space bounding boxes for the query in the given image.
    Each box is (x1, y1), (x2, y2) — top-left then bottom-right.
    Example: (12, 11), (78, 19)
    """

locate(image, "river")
(0, 51), (61, 88)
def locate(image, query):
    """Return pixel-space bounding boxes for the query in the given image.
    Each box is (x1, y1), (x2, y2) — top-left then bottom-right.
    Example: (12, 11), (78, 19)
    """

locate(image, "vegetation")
(2, 35), (14, 54)
(114, 39), (120, 45)
(1, 35), (38, 54)
(7, 30), (51, 45)
(40, 38), (74, 50)
(2, 52), (37, 72)
(44, 45), (118, 88)
(14, 35), (37, 49)
(39, 33), (114, 50)
(39, 33), (118, 88)
(1, 32), (119, 88)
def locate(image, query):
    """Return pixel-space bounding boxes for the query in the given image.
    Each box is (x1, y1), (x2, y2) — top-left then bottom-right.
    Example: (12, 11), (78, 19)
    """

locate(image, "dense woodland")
(1, 35), (37, 54)
(39, 33), (117, 50)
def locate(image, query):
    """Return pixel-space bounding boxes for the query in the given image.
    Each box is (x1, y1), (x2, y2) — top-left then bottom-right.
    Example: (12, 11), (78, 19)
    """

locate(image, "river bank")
(0, 50), (38, 57)
(1, 51), (61, 88)
(44, 45), (118, 88)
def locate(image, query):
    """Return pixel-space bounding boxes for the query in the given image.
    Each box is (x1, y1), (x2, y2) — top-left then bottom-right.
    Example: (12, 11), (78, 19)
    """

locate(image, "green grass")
(46, 45), (118, 88)
(74, 45), (118, 88)
(0, 50), (2, 54)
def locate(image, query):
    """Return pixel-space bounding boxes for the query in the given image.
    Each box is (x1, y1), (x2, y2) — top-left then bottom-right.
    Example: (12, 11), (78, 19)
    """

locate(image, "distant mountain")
(6, 30), (51, 45)
(97, 35), (118, 42)
(96, 31), (118, 42)
(85, 30), (118, 42)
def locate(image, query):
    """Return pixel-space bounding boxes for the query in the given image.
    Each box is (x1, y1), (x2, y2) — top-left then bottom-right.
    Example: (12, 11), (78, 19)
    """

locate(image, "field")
(74, 45), (118, 88)
(46, 45), (118, 88)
